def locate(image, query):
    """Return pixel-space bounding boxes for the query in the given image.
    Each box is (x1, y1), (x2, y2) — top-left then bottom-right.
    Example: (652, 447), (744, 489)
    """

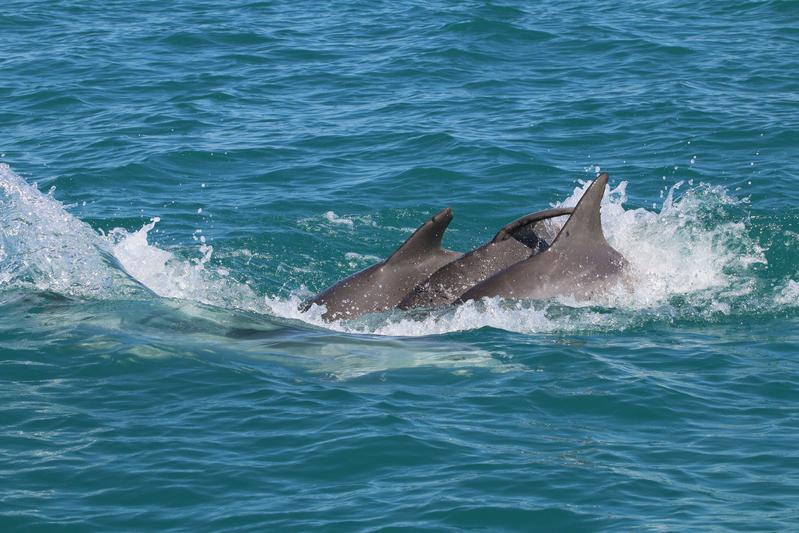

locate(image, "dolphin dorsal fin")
(548, 173), (610, 251)
(491, 207), (575, 243)
(387, 207), (454, 263)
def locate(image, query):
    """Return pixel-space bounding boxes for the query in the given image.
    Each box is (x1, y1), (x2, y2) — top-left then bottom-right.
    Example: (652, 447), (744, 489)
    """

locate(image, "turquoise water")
(2, 0), (799, 530)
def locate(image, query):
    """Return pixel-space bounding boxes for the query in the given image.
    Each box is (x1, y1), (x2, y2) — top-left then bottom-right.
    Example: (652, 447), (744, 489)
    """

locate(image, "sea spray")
(0, 164), (138, 297)
(1, 164), (791, 338)
(286, 178), (775, 335)
(109, 219), (265, 313)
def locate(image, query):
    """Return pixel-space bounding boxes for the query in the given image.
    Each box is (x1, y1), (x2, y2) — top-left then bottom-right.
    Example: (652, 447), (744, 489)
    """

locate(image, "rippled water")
(2, 1), (799, 530)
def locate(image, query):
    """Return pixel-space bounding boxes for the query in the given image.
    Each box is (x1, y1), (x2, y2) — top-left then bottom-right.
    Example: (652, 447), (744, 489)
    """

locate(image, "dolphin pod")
(303, 173), (627, 321)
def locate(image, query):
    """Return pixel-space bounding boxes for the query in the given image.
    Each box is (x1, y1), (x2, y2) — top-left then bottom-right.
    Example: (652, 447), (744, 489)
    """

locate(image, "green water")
(2, 0), (798, 530)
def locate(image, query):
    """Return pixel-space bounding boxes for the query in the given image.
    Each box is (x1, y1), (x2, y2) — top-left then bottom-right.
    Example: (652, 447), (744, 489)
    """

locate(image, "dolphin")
(457, 173), (627, 303)
(302, 207), (462, 320)
(397, 207), (574, 309)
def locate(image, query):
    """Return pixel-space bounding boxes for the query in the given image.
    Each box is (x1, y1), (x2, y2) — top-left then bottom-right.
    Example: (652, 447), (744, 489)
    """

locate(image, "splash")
(323, 211), (354, 227)
(1, 163), (791, 340)
(0, 164), (262, 313)
(775, 279), (799, 308)
(286, 178), (778, 335)
(108, 219), (264, 313)
(566, 179), (767, 309)
(0, 164), (138, 296)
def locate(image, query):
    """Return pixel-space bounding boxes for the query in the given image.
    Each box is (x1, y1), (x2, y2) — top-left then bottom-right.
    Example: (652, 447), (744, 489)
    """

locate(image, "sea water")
(2, 1), (798, 530)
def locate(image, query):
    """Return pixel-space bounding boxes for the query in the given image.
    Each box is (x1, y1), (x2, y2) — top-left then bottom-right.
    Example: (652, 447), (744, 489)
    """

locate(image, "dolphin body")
(303, 207), (462, 321)
(397, 207), (574, 309)
(458, 173), (627, 303)
(303, 173), (626, 321)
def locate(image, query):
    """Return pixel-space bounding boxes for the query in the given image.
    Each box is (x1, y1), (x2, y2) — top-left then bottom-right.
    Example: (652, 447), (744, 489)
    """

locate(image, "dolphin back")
(459, 173), (628, 302)
(398, 207), (575, 309)
(303, 207), (461, 320)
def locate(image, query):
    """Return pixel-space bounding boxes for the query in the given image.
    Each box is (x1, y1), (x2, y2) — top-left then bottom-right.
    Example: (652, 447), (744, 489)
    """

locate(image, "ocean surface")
(2, 1), (798, 530)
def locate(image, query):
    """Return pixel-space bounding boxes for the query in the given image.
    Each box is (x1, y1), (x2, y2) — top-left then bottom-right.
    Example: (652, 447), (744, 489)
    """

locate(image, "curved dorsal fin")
(491, 207), (575, 243)
(548, 173), (609, 251)
(387, 207), (454, 263)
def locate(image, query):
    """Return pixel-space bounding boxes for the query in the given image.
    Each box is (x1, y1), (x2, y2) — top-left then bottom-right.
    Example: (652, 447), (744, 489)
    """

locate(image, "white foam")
(0, 164), (138, 297)
(279, 177), (770, 336)
(324, 211), (354, 226)
(109, 219), (264, 313)
(0, 163), (781, 340)
(0, 164), (262, 313)
(578, 179), (766, 309)
(775, 279), (799, 307)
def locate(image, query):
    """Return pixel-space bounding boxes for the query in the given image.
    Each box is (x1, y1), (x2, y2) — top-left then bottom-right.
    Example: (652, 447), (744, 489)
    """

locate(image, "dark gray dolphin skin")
(458, 172), (627, 303)
(397, 207), (574, 309)
(302, 207), (462, 320)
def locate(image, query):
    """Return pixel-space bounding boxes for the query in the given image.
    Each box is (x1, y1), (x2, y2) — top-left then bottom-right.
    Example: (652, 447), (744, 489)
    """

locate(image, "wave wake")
(1, 164), (793, 338)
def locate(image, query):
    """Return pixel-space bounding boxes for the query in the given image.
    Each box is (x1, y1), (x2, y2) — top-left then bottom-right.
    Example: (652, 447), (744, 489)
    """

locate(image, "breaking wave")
(1, 163), (792, 339)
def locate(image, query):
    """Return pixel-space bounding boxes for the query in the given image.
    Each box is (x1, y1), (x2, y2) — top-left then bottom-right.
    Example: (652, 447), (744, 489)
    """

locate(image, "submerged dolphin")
(458, 173), (627, 303)
(303, 207), (462, 320)
(397, 207), (574, 309)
